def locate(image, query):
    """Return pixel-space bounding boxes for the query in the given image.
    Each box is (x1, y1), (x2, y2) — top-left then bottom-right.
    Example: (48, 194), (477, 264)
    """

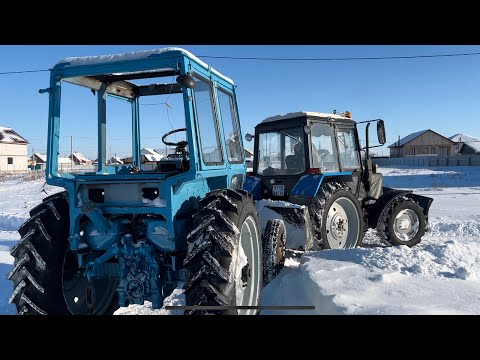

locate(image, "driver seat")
(285, 143), (305, 173)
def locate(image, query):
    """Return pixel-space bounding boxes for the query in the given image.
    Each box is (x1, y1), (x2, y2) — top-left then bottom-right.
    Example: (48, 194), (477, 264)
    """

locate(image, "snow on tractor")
(243, 111), (433, 255)
(8, 48), (268, 315)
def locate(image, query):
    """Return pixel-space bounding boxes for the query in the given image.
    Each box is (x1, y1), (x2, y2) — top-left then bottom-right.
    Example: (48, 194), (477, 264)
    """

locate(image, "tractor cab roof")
(261, 111), (352, 123)
(257, 111), (355, 131)
(53, 47), (234, 85)
(51, 48), (235, 100)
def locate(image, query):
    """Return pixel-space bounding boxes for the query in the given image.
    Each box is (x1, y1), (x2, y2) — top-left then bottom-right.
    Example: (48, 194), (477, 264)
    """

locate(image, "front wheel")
(376, 196), (426, 247)
(262, 219), (286, 285)
(183, 189), (262, 315)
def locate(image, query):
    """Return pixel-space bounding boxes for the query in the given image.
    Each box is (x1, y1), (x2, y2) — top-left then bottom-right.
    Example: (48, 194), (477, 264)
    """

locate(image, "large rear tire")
(376, 196), (426, 247)
(183, 189), (262, 315)
(311, 182), (364, 250)
(9, 192), (118, 315)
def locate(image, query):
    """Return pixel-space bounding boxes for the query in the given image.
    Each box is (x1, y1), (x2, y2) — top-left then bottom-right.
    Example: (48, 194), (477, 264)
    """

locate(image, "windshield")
(256, 127), (306, 175)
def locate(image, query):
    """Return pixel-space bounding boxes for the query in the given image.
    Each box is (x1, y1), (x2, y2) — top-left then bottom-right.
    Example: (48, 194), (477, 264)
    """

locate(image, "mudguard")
(367, 187), (433, 229)
(243, 175), (263, 201)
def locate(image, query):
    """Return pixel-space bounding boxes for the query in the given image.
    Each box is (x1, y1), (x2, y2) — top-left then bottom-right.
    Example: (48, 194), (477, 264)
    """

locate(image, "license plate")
(272, 185), (285, 196)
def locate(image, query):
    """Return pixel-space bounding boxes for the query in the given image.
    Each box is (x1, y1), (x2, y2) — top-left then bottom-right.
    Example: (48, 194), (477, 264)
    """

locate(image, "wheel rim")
(325, 197), (360, 249)
(62, 252), (118, 315)
(393, 209), (419, 242)
(235, 215), (261, 315)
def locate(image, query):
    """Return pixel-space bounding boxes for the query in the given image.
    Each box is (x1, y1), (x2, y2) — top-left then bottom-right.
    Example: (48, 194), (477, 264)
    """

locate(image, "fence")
(372, 155), (480, 167)
(27, 164), (96, 173)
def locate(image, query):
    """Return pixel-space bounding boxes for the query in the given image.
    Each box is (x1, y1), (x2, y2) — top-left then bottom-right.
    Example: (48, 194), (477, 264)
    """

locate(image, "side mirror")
(377, 120), (386, 145)
(245, 133), (254, 142)
(176, 73), (196, 89)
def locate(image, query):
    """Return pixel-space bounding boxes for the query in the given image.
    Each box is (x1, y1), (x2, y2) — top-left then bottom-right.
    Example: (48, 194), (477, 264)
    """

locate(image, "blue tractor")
(243, 111), (433, 252)
(9, 48), (265, 315)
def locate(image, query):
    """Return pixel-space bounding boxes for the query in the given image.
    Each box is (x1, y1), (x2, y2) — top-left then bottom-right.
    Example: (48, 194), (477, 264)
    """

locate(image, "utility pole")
(397, 134), (400, 158)
(71, 135), (73, 171)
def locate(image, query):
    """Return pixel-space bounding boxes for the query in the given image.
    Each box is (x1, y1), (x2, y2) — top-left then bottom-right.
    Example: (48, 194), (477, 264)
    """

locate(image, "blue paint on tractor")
(43, 48), (247, 309)
(243, 176), (263, 200)
(290, 172), (352, 197)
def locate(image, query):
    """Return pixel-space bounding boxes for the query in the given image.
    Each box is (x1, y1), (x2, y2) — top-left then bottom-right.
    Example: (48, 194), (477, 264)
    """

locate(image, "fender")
(367, 187), (433, 229)
(243, 175), (263, 201)
(288, 172), (352, 205)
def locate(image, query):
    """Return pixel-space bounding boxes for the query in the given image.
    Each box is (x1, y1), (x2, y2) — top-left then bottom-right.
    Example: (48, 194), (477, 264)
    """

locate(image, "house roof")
(450, 133), (480, 153)
(71, 152), (90, 162)
(0, 126), (29, 144)
(33, 153), (47, 162)
(141, 148), (158, 156)
(144, 154), (163, 162)
(388, 130), (429, 148)
(110, 156), (124, 164)
(245, 148), (254, 157)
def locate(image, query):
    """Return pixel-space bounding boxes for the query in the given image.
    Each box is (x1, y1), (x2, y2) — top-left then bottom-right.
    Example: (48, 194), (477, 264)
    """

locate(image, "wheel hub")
(393, 209), (420, 241)
(324, 196), (360, 249)
(398, 218), (411, 231)
(328, 208), (349, 242)
(241, 264), (250, 288)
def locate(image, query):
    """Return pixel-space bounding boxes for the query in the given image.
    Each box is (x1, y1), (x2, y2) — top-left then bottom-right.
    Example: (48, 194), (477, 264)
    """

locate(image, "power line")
(0, 69), (49, 75)
(2, 51), (480, 77)
(198, 52), (480, 61)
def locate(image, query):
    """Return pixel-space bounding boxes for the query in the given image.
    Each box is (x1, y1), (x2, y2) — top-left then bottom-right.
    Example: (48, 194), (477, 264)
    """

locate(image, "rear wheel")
(311, 182), (364, 249)
(262, 219), (286, 285)
(9, 192), (118, 315)
(376, 196), (426, 247)
(183, 189), (262, 315)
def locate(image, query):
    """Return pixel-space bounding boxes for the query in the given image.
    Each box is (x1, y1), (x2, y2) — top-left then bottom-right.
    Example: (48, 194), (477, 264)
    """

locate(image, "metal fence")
(372, 155), (480, 167)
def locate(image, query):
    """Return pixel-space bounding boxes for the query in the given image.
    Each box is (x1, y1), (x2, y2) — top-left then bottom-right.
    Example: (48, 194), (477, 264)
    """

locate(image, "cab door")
(334, 125), (363, 196)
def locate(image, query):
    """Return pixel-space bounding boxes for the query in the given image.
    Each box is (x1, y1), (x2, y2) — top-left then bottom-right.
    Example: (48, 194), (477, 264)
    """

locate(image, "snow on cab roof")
(261, 111), (351, 123)
(55, 47), (234, 85)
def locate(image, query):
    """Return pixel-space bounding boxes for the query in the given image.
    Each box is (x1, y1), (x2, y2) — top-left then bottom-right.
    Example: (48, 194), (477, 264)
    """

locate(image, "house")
(141, 148), (164, 162)
(388, 129), (455, 157)
(108, 156), (124, 165)
(32, 153), (47, 164)
(122, 148), (164, 165)
(29, 153), (47, 170)
(0, 126), (29, 171)
(69, 152), (92, 165)
(449, 133), (480, 155)
(154, 147), (177, 157)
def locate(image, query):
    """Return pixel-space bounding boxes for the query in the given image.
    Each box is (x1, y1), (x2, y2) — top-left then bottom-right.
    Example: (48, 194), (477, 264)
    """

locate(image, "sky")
(1, 45), (480, 159)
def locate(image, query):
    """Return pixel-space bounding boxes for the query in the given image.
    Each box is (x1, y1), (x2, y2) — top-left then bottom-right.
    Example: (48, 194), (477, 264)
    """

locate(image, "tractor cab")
(248, 111), (364, 201)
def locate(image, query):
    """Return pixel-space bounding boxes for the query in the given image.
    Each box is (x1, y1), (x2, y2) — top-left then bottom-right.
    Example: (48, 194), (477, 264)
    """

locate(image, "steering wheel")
(162, 128), (188, 146)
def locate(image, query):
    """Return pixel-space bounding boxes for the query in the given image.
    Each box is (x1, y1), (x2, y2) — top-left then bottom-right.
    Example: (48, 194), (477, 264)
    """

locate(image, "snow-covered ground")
(2, 166), (480, 314)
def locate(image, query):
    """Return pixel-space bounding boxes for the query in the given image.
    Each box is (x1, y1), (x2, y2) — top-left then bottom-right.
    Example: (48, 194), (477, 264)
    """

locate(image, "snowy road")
(2, 167), (480, 315)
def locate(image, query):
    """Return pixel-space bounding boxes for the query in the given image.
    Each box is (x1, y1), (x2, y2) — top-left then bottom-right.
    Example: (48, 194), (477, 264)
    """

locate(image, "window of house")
(7, 157), (13, 164)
